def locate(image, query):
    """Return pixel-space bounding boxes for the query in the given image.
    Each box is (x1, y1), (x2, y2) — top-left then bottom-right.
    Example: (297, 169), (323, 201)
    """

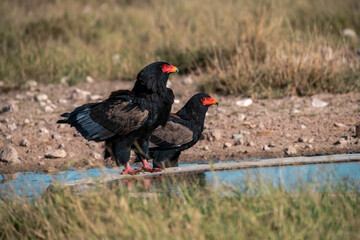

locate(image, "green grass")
(0, 177), (360, 239)
(0, 0), (359, 96)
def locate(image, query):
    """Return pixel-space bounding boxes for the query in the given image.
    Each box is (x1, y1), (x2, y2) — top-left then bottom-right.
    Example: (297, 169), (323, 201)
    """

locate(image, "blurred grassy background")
(0, 0), (359, 97)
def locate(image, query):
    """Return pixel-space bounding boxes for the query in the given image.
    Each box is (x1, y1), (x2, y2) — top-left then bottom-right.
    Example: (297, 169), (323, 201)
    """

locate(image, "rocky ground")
(0, 76), (359, 175)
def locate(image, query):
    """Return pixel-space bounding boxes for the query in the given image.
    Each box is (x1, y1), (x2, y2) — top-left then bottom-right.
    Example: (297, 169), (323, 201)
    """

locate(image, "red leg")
(122, 162), (138, 175)
(137, 158), (162, 173)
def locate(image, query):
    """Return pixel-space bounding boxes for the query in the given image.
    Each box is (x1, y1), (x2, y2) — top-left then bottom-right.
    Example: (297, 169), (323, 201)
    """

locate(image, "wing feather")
(90, 99), (149, 136)
(150, 121), (193, 148)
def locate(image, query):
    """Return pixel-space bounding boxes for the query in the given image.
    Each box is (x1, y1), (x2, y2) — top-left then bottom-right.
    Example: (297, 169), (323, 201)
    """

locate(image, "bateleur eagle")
(57, 62), (178, 174)
(139, 93), (217, 169)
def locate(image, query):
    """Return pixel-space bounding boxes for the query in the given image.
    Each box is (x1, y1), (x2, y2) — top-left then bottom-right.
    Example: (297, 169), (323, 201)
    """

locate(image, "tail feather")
(56, 119), (68, 124)
(57, 103), (116, 142)
(60, 112), (70, 118)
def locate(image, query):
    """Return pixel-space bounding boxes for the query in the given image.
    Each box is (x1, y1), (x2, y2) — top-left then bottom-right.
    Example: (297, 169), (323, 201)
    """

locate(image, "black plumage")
(57, 62), (178, 174)
(143, 93), (217, 168)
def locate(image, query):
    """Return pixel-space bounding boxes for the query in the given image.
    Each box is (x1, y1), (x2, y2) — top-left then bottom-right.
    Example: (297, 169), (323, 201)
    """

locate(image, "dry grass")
(0, 0), (359, 96)
(0, 177), (360, 239)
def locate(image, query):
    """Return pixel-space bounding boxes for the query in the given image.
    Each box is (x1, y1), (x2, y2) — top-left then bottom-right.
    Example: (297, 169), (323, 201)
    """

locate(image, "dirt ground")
(0, 76), (359, 174)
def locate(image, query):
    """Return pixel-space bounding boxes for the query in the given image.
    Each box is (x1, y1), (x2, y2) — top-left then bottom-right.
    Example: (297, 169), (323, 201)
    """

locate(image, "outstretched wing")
(90, 98), (149, 136)
(149, 120), (193, 149)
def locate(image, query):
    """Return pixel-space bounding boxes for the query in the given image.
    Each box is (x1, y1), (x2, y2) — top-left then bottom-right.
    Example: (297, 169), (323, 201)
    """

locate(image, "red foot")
(137, 158), (162, 173)
(122, 169), (138, 175)
(122, 162), (138, 175)
(137, 166), (162, 173)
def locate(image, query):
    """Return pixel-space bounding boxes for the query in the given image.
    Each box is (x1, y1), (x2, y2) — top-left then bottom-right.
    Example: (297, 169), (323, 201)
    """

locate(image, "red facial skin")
(161, 64), (178, 73)
(201, 97), (217, 106)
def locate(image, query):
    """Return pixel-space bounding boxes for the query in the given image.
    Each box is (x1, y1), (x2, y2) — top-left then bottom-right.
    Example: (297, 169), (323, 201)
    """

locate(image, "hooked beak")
(173, 66), (179, 73)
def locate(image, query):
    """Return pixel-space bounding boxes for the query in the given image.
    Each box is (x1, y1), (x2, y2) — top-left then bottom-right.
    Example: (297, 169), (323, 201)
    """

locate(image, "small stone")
(301, 124), (307, 129)
(39, 102), (46, 107)
(71, 88), (91, 100)
(268, 143), (276, 147)
(342, 28), (357, 38)
(39, 128), (49, 135)
(51, 133), (62, 140)
(45, 149), (67, 158)
(58, 143), (65, 149)
(240, 130), (251, 135)
(24, 118), (30, 124)
(38, 161), (45, 166)
(44, 106), (54, 113)
(223, 142), (232, 149)
(90, 152), (102, 160)
(298, 137), (308, 143)
(304, 144), (313, 149)
(334, 122), (346, 128)
(290, 109), (301, 114)
(236, 114), (246, 121)
(182, 77), (193, 85)
(19, 139), (30, 147)
(0, 146), (20, 164)
(211, 129), (222, 140)
(35, 94), (48, 102)
(308, 137), (314, 143)
(7, 123), (17, 131)
(312, 98), (328, 108)
(284, 146), (297, 155)
(246, 141), (255, 146)
(234, 139), (245, 146)
(86, 141), (99, 149)
(334, 138), (347, 145)
(5, 135), (12, 140)
(174, 99), (180, 104)
(86, 76), (95, 83)
(236, 98), (253, 107)
(232, 133), (244, 139)
(262, 145), (270, 151)
(58, 99), (67, 104)
(258, 122), (265, 129)
(202, 145), (209, 151)
(90, 95), (103, 101)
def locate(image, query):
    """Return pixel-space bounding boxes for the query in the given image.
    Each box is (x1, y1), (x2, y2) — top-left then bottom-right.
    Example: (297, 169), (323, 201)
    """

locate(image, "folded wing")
(149, 120), (193, 148)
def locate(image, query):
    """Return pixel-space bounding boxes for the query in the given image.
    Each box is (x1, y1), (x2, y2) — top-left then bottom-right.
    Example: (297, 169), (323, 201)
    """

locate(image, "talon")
(139, 157), (162, 173)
